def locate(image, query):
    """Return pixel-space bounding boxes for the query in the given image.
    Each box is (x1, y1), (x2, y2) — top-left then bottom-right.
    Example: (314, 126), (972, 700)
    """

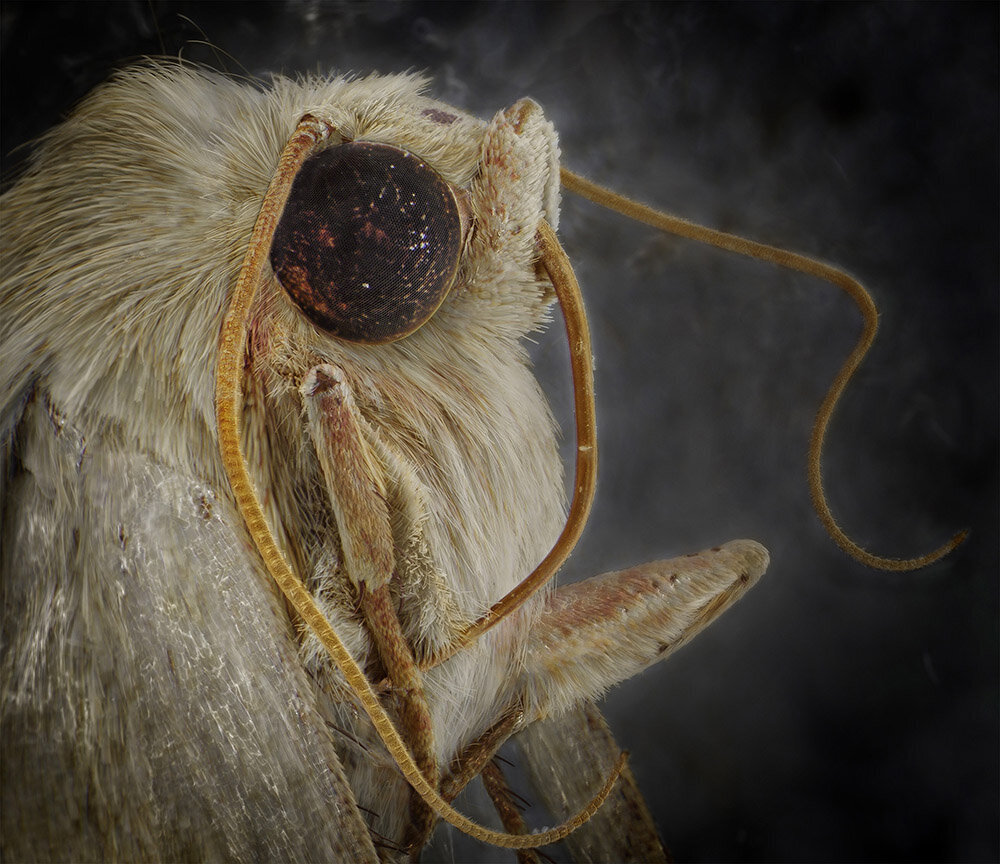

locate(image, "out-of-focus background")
(3, 3), (996, 861)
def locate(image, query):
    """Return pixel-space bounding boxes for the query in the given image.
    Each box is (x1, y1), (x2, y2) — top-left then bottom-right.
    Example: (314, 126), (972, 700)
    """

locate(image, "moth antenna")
(215, 118), (622, 849)
(560, 167), (968, 571)
(424, 220), (598, 667)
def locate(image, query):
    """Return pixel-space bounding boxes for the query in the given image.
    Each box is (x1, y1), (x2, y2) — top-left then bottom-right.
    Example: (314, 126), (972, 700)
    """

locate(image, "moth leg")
(358, 581), (440, 854)
(426, 724), (543, 864)
(519, 541), (768, 720)
(517, 702), (670, 864)
(301, 365), (438, 852)
(363, 430), (467, 664)
(480, 761), (541, 864)
(440, 707), (524, 803)
(439, 709), (540, 864)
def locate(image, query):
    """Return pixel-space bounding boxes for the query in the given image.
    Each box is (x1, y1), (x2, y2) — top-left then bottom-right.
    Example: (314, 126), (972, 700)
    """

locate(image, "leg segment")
(302, 365), (438, 852)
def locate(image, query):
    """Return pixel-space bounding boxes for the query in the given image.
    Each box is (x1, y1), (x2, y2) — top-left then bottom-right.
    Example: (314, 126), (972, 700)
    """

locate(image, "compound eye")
(269, 141), (463, 344)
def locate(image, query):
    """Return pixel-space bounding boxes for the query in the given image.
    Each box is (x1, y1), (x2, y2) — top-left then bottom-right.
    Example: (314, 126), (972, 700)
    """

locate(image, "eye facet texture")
(270, 141), (463, 344)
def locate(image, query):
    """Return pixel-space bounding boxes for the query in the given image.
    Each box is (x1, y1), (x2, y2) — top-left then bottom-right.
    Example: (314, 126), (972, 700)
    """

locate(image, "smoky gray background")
(2, 3), (996, 862)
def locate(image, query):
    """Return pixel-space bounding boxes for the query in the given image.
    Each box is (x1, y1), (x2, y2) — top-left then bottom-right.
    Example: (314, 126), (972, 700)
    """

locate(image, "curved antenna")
(560, 167), (966, 571)
(215, 117), (623, 849)
(423, 219), (598, 667)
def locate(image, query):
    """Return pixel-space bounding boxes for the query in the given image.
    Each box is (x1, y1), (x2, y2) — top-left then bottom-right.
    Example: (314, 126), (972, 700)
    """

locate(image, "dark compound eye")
(269, 141), (463, 344)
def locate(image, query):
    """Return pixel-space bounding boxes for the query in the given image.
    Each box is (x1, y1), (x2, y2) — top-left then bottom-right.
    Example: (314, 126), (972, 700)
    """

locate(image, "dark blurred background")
(2, 3), (996, 862)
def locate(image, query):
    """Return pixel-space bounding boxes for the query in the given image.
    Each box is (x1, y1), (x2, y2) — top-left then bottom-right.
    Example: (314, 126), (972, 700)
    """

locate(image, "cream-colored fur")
(1, 63), (763, 860)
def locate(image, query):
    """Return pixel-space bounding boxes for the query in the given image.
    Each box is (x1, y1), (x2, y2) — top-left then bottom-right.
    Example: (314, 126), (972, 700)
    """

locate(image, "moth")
(0, 63), (963, 862)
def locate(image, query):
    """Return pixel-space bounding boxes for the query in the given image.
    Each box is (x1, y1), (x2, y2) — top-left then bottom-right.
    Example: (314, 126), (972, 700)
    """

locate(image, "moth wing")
(1, 396), (378, 863)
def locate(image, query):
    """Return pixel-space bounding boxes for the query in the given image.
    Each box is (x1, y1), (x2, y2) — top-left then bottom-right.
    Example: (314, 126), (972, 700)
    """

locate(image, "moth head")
(253, 84), (560, 372)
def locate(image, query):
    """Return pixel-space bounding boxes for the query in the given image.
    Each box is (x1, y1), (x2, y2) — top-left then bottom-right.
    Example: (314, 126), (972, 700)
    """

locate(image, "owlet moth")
(0, 47), (971, 864)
